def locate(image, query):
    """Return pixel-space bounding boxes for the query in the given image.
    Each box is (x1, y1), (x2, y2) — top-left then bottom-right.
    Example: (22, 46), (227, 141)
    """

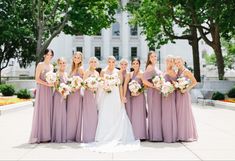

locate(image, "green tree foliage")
(0, 0), (119, 81)
(0, 0), (36, 83)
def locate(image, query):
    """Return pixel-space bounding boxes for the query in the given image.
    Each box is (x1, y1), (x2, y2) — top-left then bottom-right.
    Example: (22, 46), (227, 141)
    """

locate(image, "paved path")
(0, 104), (235, 160)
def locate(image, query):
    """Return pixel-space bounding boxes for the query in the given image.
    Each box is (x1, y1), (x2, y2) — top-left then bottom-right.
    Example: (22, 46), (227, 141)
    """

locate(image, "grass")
(0, 97), (31, 106)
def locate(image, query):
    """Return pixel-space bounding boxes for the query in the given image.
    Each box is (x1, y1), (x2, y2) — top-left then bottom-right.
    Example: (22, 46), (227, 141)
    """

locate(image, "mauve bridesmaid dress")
(66, 72), (83, 142)
(51, 74), (67, 143)
(129, 73), (148, 140)
(162, 74), (178, 143)
(144, 68), (163, 141)
(29, 66), (53, 143)
(176, 69), (198, 142)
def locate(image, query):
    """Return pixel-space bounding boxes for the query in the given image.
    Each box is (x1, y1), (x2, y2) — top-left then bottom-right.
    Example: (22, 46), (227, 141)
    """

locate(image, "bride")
(82, 56), (140, 152)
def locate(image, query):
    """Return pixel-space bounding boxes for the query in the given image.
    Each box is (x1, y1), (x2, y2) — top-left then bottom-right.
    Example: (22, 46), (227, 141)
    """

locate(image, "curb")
(213, 100), (235, 110)
(0, 100), (33, 116)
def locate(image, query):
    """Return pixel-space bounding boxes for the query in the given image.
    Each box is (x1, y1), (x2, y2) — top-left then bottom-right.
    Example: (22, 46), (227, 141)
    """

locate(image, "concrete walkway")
(0, 104), (235, 160)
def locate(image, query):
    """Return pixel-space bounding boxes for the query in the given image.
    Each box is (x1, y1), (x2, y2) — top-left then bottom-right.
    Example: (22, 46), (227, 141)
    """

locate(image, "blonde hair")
(166, 55), (175, 62)
(71, 51), (83, 74)
(107, 55), (116, 62)
(165, 55), (175, 69)
(175, 56), (185, 64)
(88, 57), (99, 69)
(57, 57), (66, 65)
(119, 58), (128, 64)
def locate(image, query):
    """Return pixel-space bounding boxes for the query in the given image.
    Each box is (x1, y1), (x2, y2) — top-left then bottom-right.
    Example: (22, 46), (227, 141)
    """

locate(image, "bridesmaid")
(174, 57), (198, 142)
(119, 59), (132, 120)
(67, 52), (84, 142)
(123, 58), (148, 140)
(143, 51), (163, 142)
(29, 49), (54, 143)
(52, 57), (68, 143)
(82, 57), (99, 143)
(162, 55), (178, 143)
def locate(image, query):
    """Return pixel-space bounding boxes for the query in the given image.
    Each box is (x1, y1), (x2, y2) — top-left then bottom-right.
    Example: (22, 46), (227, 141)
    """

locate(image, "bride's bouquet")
(58, 83), (72, 99)
(101, 74), (121, 93)
(161, 81), (175, 97)
(84, 76), (99, 93)
(68, 76), (84, 91)
(128, 80), (144, 96)
(152, 74), (165, 90)
(45, 71), (57, 84)
(174, 77), (190, 92)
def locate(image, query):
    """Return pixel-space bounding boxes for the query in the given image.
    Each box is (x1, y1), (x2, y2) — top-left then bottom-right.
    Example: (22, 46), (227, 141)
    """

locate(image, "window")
(76, 47), (83, 52)
(131, 47), (137, 59)
(112, 22), (120, 36)
(130, 25), (138, 36)
(113, 47), (120, 60)
(94, 47), (101, 60)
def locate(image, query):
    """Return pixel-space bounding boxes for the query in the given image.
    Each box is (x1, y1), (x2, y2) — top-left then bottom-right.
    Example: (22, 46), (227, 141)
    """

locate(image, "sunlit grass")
(0, 97), (31, 106)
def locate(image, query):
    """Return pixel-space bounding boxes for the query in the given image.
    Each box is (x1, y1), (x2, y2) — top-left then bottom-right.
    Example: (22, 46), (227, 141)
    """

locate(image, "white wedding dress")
(81, 68), (140, 152)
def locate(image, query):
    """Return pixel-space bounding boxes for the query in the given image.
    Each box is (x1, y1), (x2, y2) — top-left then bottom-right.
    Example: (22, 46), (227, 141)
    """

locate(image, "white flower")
(58, 83), (71, 99)
(102, 74), (121, 93)
(45, 71), (57, 84)
(69, 76), (84, 90)
(84, 76), (99, 93)
(161, 81), (175, 97)
(152, 74), (165, 89)
(128, 80), (142, 94)
(174, 77), (190, 91)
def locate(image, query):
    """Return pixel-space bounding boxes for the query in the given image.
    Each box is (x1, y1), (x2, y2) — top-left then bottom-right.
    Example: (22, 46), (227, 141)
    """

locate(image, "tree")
(0, 0), (36, 83)
(126, 0), (203, 81)
(31, 0), (119, 63)
(0, 0), (119, 82)
(184, 0), (235, 79)
(127, 0), (235, 80)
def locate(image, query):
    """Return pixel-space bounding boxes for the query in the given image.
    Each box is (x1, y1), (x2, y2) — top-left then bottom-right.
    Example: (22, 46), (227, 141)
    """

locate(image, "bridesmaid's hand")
(122, 97), (127, 103)
(180, 89), (187, 94)
(154, 86), (161, 91)
(47, 82), (54, 87)
(131, 92), (139, 97)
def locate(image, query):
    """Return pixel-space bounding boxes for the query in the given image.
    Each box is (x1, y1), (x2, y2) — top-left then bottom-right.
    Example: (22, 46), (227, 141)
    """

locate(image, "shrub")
(212, 91), (225, 100)
(16, 89), (31, 99)
(227, 87), (235, 98)
(0, 84), (15, 96)
(0, 84), (4, 92)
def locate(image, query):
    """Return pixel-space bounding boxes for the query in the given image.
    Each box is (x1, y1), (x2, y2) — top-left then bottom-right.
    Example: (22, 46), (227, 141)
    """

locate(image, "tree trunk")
(214, 42), (224, 80)
(212, 24), (224, 80)
(190, 26), (201, 82)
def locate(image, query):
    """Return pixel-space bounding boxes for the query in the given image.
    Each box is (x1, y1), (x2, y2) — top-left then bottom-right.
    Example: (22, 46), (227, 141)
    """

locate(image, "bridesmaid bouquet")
(128, 80), (144, 96)
(69, 76), (84, 91)
(45, 71), (57, 84)
(102, 74), (121, 93)
(58, 83), (72, 99)
(84, 76), (99, 93)
(161, 81), (175, 97)
(152, 74), (165, 90)
(174, 77), (190, 92)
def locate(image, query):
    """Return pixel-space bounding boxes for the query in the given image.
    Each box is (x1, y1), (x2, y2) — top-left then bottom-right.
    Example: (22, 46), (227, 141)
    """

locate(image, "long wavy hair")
(145, 50), (155, 69)
(71, 51), (83, 74)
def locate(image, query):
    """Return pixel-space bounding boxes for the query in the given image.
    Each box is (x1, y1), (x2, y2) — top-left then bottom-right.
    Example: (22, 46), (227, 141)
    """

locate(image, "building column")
(121, 0), (129, 60)
(102, 28), (111, 61)
(140, 31), (148, 61)
(84, 35), (92, 61)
